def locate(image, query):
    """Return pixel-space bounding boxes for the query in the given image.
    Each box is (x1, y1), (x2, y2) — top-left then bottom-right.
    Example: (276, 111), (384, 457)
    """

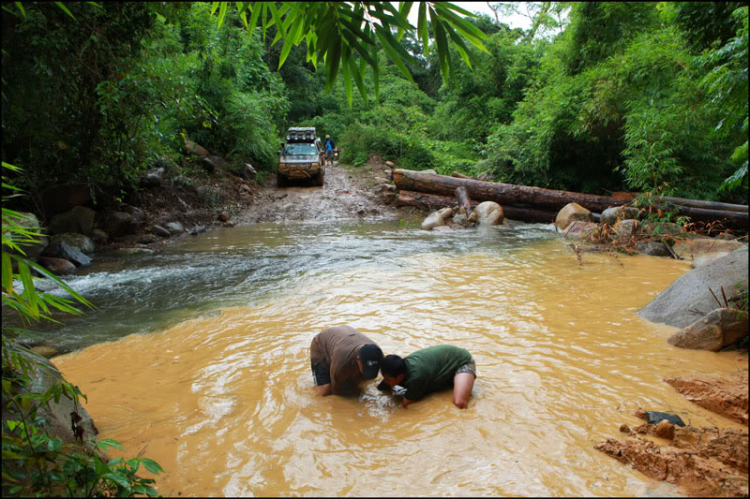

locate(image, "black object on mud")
(646, 411), (686, 427)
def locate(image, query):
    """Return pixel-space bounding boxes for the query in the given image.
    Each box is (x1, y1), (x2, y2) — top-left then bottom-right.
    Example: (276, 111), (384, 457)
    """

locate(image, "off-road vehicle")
(277, 127), (325, 187)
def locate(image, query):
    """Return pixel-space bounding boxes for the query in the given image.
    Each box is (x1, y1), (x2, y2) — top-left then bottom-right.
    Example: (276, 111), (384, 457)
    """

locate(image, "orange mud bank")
(597, 370), (749, 497)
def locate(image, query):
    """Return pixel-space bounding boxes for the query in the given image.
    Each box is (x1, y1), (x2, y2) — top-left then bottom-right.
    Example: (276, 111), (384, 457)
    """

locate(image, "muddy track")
(237, 162), (401, 223)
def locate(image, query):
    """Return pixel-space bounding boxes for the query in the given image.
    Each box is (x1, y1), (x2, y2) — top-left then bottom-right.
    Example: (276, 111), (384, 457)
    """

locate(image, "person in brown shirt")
(310, 325), (383, 396)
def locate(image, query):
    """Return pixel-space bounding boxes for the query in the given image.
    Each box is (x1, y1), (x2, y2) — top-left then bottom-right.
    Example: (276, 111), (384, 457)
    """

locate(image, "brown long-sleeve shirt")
(310, 326), (376, 395)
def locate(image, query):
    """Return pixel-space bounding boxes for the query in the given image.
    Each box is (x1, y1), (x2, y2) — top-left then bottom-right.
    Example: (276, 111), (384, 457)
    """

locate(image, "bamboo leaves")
(208, 2), (489, 104)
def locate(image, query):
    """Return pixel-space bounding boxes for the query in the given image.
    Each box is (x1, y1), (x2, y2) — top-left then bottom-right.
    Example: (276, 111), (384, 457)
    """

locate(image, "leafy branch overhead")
(209, 2), (490, 105)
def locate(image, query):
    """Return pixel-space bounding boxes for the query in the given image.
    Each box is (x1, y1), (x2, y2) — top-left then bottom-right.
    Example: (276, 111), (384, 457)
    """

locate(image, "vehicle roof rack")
(286, 127), (317, 143)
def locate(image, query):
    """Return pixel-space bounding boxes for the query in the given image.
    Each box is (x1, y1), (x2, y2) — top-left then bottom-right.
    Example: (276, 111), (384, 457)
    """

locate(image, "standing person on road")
(310, 325), (384, 396)
(378, 345), (477, 409)
(325, 135), (335, 165)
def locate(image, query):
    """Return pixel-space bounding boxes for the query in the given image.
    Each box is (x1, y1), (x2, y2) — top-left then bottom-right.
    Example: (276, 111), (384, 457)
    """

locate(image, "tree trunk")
(654, 196), (748, 213)
(455, 186), (472, 217)
(451, 171), (473, 179)
(397, 190), (558, 224)
(393, 169), (748, 230)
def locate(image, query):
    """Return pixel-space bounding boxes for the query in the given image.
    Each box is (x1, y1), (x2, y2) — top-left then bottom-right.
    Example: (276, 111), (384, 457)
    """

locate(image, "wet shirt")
(403, 345), (473, 401)
(310, 326), (374, 395)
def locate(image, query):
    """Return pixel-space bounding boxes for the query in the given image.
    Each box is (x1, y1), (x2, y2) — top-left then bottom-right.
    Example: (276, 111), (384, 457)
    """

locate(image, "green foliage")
(2, 162), (163, 497)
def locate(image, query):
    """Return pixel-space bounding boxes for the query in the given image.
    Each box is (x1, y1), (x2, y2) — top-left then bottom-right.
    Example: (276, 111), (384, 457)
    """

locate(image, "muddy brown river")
(51, 221), (745, 496)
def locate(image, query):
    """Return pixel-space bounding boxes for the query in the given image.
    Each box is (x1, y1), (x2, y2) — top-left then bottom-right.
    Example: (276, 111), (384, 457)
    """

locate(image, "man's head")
(326, 135), (330, 139)
(380, 354), (407, 387)
(356, 344), (383, 379)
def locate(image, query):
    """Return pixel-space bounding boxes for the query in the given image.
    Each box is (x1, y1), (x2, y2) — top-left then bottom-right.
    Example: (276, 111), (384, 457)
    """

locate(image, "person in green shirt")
(378, 345), (477, 409)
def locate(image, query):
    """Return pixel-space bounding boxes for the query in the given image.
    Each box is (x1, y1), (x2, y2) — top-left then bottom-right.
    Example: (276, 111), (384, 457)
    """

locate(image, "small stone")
(654, 420), (675, 440)
(619, 424), (631, 434)
(634, 408), (647, 420)
(218, 210), (230, 222)
(151, 225), (171, 238)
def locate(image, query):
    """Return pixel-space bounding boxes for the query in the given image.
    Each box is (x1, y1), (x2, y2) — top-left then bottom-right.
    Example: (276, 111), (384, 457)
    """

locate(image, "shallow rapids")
(52, 221), (746, 496)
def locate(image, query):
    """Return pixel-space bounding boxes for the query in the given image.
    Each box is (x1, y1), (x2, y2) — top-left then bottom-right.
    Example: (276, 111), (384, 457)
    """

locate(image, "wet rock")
(120, 205), (146, 224)
(453, 214), (468, 226)
(189, 225), (206, 236)
(114, 247), (155, 255)
(637, 241), (672, 257)
(166, 221), (184, 235)
(151, 225), (171, 238)
(600, 206), (641, 226)
(38, 256), (76, 276)
(57, 241), (91, 267)
(673, 238), (744, 262)
(48, 205), (96, 235)
(638, 246), (748, 328)
(143, 167), (166, 187)
(664, 373), (749, 425)
(136, 234), (159, 245)
(218, 210), (230, 222)
(2, 343), (98, 447)
(105, 211), (136, 237)
(90, 228), (108, 245)
(223, 220), (236, 228)
(421, 207), (454, 230)
(555, 203), (594, 231)
(433, 225), (452, 232)
(614, 219), (640, 240)
(5, 211), (48, 260)
(717, 232), (737, 241)
(619, 424), (631, 434)
(691, 252), (731, 269)
(668, 308), (748, 351)
(47, 233), (95, 255)
(469, 201), (504, 226)
(30, 345), (60, 358)
(672, 426), (749, 473)
(563, 221), (598, 239)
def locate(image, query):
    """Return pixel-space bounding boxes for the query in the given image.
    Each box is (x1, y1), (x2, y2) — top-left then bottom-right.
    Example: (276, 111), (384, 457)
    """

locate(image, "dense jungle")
(2, 2), (748, 497)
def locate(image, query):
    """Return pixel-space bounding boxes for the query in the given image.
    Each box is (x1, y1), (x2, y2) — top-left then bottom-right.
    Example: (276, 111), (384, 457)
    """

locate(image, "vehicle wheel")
(277, 173), (286, 188)
(314, 169), (325, 186)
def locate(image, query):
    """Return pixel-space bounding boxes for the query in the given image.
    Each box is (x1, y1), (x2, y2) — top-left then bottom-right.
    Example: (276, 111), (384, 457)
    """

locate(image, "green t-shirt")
(403, 345), (473, 401)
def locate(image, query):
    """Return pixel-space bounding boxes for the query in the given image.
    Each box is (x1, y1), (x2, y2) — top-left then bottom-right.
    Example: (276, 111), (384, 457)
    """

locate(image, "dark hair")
(380, 354), (407, 377)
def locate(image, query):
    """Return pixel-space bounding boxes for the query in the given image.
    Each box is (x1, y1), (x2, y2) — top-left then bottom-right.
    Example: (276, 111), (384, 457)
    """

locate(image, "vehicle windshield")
(284, 143), (317, 156)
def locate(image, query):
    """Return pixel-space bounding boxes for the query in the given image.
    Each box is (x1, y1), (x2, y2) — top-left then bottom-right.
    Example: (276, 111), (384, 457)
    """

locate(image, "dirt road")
(237, 162), (401, 223)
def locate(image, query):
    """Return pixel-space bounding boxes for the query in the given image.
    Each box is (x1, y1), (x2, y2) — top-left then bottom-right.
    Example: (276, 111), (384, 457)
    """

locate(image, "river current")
(49, 220), (745, 496)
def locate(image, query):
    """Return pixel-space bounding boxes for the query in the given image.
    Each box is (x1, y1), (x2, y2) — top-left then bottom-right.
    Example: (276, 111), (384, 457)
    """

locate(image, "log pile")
(393, 169), (748, 230)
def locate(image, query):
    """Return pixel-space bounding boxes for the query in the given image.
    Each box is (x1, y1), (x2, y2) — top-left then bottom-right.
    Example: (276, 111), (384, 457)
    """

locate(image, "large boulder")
(421, 207), (454, 231)
(166, 221), (184, 235)
(673, 237), (744, 261)
(468, 201), (504, 226)
(48, 206), (96, 235)
(563, 221), (598, 239)
(614, 219), (640, 240)
(57, 242), (91, 267)
(639, 246), (749, 328)
(601, 206), (641, 226)
(4, 211), (48, 260)
(667, 308), (749, 351)
(105, 211), (137, 237)
(555, 203), (594, 231)
(200, 155), (226, 174)
(1, 344), (98, 447)
(243, 164), (257, 181)
(142, 167), (166, 187)
(151, 225), (171, 238)
(47, 233), (95, 255)
(38, 256), (77, 276)
(637, 241), (672, 257)
(40, 183), (91, 218)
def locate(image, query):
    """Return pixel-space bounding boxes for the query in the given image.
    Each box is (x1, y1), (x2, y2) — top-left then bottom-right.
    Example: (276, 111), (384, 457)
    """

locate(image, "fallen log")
(451, 171), (473, 179)
(394, 169), (748, 230)
(654, 196), (748, 213)
(455, 186), (472, 217)
(397, 190), (558, 224)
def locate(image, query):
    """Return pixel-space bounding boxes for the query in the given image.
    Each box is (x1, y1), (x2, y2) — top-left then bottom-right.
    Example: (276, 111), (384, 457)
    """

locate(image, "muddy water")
(53, 222), (746, 497)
